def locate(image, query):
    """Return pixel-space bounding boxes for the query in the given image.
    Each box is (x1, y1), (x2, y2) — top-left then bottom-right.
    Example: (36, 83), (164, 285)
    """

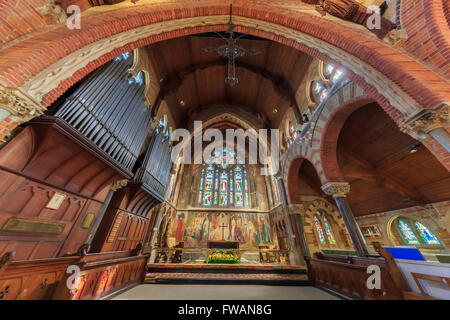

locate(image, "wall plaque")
(45, 192), (66, 210)
(81, 213), (95, 229)
(2, 218), (65, 234)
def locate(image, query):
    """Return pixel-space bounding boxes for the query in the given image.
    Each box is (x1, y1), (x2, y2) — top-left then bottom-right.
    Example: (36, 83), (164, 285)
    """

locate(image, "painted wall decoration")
(165, 211), (275, 249)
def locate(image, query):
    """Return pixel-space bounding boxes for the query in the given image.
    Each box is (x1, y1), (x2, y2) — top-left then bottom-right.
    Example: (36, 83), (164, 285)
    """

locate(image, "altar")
(207, 241), (239, 250)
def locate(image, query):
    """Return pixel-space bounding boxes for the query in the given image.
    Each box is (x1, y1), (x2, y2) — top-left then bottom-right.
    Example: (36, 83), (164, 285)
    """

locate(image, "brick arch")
(319, 95), (375, 182)
(0, 1), (448, 124)
(285, 155), (323, 204)
(401, 0), (450, 79)
(282, 81), (371, 187)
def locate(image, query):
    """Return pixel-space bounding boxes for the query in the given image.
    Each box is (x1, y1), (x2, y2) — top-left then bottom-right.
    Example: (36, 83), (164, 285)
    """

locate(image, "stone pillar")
(277, 177), (306, 264)
(429, 128), (450, 153)
(290, 207), (311, 258)
(321, 182), (369, 257)
(401, 105), (450, 153)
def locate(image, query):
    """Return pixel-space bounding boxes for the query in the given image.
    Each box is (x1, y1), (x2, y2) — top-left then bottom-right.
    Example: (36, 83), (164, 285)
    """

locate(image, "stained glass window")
(332, 70), (343, 83)
(203, 165), (214, 206)
(314, 216), (326, 244)
(414, 222), (439, 244)
(114, 52), (130, 61)
(314, 82), (322, 94)
(198, 168), (205, 205)
(326, 64), (335, 75)
(235, 166), (243, 206)
(398, 220), (419, 244)
(214, 169), (219, 206)
(323, 217), (336, 245)
(320, 89), (328, 102)
(129, 71), (143, 86)
(219, 171), (228, 206)
(198, 147), (251, 208)
(229, 169), (234, 206)
(244, 170), (249, 207)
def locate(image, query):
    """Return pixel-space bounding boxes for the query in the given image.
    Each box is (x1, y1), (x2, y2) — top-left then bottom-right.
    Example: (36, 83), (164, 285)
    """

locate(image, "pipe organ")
(54, 54), (153, 177)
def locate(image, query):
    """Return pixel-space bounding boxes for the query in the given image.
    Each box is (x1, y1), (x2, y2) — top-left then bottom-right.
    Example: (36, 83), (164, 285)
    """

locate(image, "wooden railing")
(0, 244), (148, 300)
(305, 255), (404, 300)
(306, 242), (439, 300)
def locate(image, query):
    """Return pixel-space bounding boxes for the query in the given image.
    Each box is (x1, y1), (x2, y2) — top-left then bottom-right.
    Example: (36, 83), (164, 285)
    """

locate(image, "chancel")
(0, 0), (448, 302)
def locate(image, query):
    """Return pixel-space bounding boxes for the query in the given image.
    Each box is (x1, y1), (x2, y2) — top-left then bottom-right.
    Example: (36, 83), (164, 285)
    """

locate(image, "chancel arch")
(1, 2), (449, 137)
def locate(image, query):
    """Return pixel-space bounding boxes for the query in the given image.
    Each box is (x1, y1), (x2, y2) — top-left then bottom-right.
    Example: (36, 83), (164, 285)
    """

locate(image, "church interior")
(0, 0), (449, 301)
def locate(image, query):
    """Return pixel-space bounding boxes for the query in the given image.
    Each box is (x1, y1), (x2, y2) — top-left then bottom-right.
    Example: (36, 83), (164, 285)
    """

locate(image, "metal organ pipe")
(55, 55), (152, 175)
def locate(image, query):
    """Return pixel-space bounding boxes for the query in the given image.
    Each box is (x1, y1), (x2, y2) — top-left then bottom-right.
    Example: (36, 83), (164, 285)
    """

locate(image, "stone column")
(277, 177), (306, 264)
(321, 182), (369, 257)
(401, 105), (450, 153)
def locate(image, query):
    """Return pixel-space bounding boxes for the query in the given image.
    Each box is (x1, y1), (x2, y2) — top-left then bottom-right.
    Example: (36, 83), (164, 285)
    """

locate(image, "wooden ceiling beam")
(342, 148), (424, 202)
(151, 60), (302, 124)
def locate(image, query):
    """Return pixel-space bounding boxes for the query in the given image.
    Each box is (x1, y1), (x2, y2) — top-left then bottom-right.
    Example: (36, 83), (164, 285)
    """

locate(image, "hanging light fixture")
(203, 5), (260, 87)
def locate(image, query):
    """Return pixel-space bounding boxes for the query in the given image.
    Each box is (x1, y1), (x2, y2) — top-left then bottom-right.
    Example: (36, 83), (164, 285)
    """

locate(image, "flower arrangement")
(205, 249), (239, 264)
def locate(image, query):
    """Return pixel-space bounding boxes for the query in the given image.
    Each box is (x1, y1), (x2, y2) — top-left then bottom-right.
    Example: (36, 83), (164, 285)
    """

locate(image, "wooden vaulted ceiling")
(146, 34), (314, 128)
(337, 103), (450, 217)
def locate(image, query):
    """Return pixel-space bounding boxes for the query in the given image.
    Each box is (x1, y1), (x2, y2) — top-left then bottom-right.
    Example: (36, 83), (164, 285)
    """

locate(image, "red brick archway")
(320, 97), (375, 182)
(286, 156), (323, 204)
(0, 1), (448, 124)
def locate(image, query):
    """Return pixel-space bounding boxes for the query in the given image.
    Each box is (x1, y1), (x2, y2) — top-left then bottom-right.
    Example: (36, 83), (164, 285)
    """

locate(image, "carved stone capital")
(321, 182), (350, 198)
(287, 204), (305, 215)
(385, 28), (408, 47)
(37, 1), (67, 25)
(401, 104), (449, 136)
(0, 85), (46, 124)
(111, 179), (128, 191)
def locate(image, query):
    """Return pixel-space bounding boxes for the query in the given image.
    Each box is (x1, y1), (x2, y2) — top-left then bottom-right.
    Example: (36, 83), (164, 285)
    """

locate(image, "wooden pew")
(0, 244), (149, 300)
(306, 242), (440, 300)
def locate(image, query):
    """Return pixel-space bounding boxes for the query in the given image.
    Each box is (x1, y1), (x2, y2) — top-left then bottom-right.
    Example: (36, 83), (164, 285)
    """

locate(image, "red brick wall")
(0, 117), (18, 143)
(401, 0), (450, 78)
(0, 0), (48, 45)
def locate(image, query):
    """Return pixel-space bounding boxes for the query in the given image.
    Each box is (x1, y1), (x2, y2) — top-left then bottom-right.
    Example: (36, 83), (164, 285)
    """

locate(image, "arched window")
(314, 213), (338, 246)
(395, 217), (441, 247)
(128, 71), (144, 86)
(414, 221), (440, 245)
(314, 216), (326, 244)
(323, 217), (337, 245)
(398, 220), (420, 244)
(197, 147), (250, 208)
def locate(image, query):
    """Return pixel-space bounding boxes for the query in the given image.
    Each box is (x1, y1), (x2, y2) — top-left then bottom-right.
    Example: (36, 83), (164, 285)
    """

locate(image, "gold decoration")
(401, 104), (449, 135)
(81, 213), (95, 229)
(2, 218), (65, 234)
(321, 182), (350, 198)
(45, 192), (66, 210)
(111, 179), (128, 191)
(0, 85), (46, 124)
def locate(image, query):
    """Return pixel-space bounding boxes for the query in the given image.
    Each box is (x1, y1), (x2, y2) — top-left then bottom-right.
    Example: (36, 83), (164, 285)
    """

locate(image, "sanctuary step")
(145, 264), (309, 285)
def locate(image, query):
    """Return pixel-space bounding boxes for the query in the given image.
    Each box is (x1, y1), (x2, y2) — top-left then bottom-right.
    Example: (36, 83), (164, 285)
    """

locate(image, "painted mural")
(165, 212), (275, 249)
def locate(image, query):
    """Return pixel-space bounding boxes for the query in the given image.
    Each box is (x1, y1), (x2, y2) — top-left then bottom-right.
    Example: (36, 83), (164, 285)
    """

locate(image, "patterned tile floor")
(146, 272), (309, 282)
